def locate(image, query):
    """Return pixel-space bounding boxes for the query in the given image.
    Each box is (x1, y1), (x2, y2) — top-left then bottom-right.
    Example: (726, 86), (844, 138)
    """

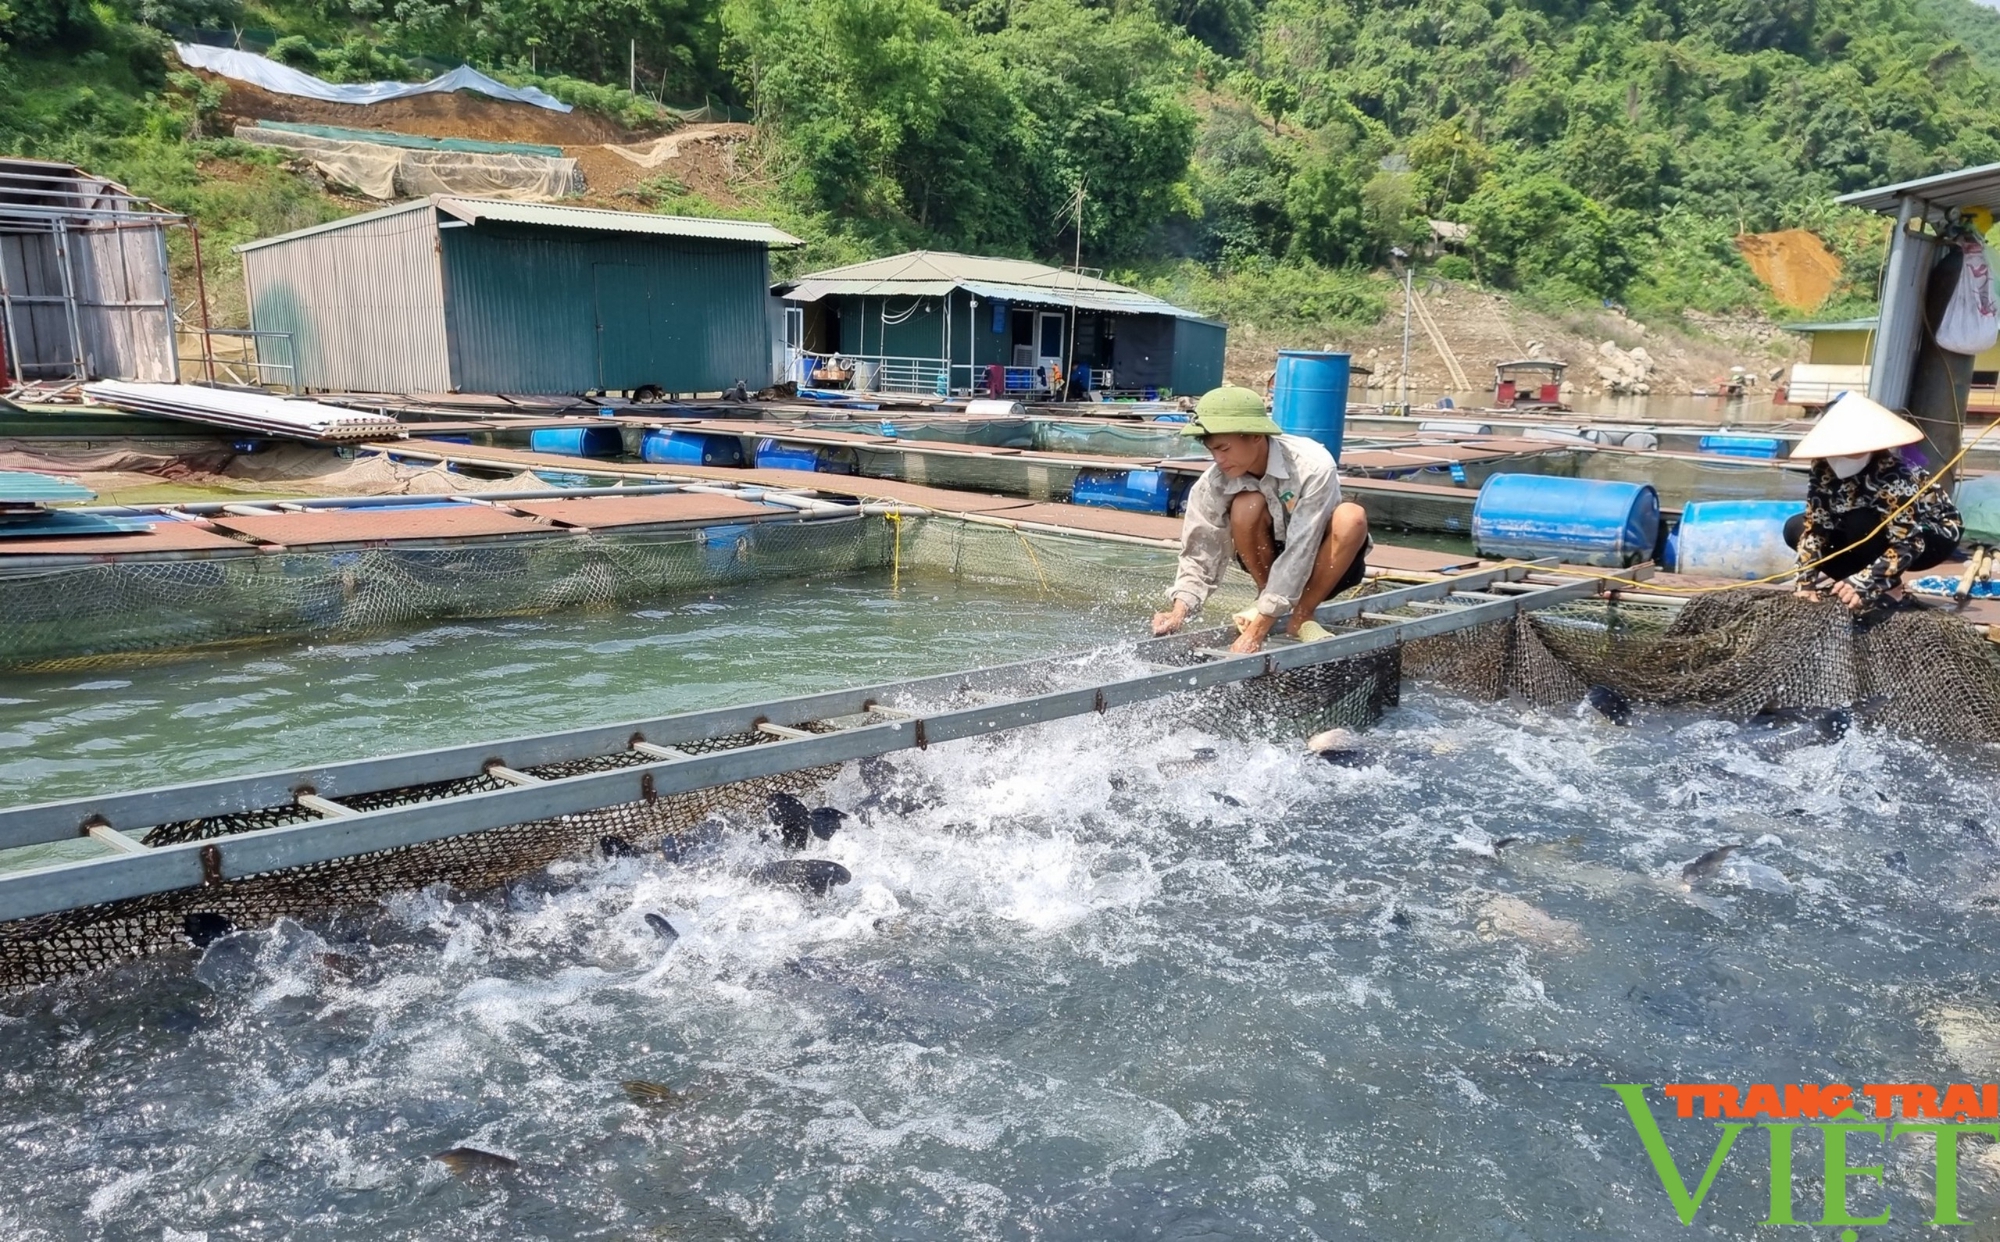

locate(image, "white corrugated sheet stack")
(84, 382), (407, 443)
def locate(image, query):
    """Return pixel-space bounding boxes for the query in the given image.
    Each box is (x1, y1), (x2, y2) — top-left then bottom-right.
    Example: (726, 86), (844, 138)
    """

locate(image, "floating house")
(0, 159), (181, 386)
(773, 251), (1226, 398)
(238, 196), (802, 396)
(1782, 316), (2000, 415)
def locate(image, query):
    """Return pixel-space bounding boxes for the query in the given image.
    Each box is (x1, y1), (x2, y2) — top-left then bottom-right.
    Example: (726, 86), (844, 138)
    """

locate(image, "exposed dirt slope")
(208, 77), (655, 145)
(208, 77), (754, 206)
(1225, 282), (1804, 398)
(1736, 229), (1843, 312)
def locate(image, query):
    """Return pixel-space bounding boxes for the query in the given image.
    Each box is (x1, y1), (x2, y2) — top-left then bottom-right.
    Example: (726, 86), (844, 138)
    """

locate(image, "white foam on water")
(2, 685), (1995, 1239)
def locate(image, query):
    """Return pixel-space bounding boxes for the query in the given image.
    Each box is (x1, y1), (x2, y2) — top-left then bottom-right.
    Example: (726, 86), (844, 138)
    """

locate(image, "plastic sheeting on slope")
(235, 126), (579, 202)
(175, 43), (572, 113)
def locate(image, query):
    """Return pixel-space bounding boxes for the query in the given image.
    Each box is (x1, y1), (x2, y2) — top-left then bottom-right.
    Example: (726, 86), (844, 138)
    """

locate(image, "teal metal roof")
(779, 250), (1220, 323)
(0, 471), (95, 504)
(433, 198), (802, 246)
(1782, 318), (1878, 333)
(236, 197), (802, 254)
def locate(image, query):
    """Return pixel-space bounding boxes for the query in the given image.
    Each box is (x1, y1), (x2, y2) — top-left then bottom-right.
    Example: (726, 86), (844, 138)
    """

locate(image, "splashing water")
(1, 675), (1994, 1240)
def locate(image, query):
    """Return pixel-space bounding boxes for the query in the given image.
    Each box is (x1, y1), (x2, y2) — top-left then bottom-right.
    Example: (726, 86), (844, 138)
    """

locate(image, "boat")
(1492, 359), (1569, 411)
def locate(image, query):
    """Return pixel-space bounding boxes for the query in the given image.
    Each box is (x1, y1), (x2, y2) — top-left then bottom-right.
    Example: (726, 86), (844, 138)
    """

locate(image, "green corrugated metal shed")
(238, 197), (801, 395)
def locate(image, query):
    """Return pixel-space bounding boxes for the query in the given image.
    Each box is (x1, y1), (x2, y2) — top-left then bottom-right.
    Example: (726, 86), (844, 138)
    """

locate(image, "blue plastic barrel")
(530, 425), (623, 458)
(1071, 468), (1186, 514)
(1959, 473), (2000, 545)
(755, 438), (858, 474)
(1472, 474), (1661, 567)
(1670, 500), (1807, 579)
(1698, 434), (1782, 459)
(640, 430), (745, 468)
(1272, 350), (1350, 461)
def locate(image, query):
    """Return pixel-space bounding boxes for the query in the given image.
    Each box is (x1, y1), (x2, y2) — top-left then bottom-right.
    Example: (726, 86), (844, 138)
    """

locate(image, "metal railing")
(788, 350), (951, 396)
(177, 327), (299, 393)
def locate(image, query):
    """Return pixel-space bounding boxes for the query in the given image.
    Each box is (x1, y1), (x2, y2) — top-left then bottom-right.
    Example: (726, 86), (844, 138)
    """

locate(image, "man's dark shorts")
(1236, 534), (1373, 597)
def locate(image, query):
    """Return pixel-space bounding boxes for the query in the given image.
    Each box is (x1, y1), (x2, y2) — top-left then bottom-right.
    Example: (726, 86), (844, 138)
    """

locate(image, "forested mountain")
(7, 0), (2000, 329)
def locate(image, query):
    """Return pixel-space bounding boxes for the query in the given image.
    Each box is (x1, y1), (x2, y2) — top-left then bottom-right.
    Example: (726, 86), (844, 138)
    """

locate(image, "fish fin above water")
(184, 911), (235, 949)
(620, 1079), (683, 1106)
(643, 912), (679, 944)
(810, 807), (848, 840)
(767, 792), (813, 851)
(1681, 843), (1744, 882)
(433, 1146), (519, 1176)
(1584, 685), (1632, 726)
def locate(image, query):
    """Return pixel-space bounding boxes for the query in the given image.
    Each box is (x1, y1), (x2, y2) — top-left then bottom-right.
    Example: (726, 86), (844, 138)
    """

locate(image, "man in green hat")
(1152, 384), (1370, 654)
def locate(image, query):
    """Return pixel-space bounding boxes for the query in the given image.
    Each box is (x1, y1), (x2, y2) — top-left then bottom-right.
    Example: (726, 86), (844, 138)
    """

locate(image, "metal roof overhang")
(778, 276), (1220, 324)
(432, 197), (803, 246)
(1836, 163), (2000, 215)
(237, 196), (803, 254)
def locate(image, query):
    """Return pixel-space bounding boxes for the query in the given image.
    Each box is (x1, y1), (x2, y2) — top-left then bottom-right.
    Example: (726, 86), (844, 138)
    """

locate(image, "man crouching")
(1151, 385), (1370, 654)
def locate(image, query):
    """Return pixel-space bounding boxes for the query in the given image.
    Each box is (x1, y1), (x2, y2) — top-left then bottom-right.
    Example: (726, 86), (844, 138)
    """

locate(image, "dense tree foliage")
(9, 0), (2000, 327)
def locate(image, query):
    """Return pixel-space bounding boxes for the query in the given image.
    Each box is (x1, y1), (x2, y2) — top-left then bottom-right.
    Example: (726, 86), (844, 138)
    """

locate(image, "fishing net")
(1401, 591), (2000, 746)
(0, 727), (848, 989)
(0, 513), (1233, 671)
(0, 645), (1399, 988)
(0, 517), (897, 670)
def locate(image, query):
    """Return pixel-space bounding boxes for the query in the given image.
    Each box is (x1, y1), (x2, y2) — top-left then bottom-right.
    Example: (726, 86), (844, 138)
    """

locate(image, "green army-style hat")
(1182, 385), (1282, 437)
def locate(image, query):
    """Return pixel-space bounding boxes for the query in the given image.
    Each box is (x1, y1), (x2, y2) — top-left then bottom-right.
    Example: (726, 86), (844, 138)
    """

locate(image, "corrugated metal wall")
(243, 204), (450, 393)
(72, 223), (175, 381)
(0, 220), (173, 382)
(1172, 320), (1227, 395)
(441, 226), (774, 394)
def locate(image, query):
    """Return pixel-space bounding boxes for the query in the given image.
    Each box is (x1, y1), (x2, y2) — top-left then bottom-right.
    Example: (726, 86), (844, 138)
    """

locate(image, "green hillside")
(5, 0), (1997, 335)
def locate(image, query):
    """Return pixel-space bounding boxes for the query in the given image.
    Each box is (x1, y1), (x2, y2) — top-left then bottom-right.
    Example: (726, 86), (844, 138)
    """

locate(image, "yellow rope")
(886, 511), (902, 592)
(1011, 526), (1053, 596)
(1548, 395), (1998, 597)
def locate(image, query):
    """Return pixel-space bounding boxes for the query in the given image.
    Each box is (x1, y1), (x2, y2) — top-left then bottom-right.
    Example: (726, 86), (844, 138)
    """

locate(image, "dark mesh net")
(1404, 591), (2000, 745)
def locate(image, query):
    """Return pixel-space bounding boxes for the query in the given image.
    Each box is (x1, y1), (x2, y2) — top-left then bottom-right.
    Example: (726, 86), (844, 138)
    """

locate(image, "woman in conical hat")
(1782, 392), (1962, 612)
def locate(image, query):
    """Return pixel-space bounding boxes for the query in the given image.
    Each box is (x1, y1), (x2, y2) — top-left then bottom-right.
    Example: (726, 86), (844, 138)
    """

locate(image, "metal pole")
(0, 230), (24, 388)
(151, 221), (178, 384)
(629, 39), (636, 95)
(189, 221), (216, 385)
(53, 220), (86, 380)
(1399, 265), (1413, 410)
(1869, 196), (1931, 414)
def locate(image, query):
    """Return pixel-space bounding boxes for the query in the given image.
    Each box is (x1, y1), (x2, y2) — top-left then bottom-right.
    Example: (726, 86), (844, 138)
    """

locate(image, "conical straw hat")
(1789, 391), (1923, 459)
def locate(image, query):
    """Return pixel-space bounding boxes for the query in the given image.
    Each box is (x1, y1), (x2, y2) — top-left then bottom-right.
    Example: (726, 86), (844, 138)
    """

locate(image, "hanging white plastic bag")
(1937, 236), (1999, 356)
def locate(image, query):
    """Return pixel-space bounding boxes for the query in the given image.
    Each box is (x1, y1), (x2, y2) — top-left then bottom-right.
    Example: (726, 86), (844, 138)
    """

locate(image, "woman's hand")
(1829, 579), (1867, 612)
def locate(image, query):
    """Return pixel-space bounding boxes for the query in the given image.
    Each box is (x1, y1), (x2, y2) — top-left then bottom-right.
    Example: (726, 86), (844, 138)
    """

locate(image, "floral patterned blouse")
(1794, 451), (1964, 606)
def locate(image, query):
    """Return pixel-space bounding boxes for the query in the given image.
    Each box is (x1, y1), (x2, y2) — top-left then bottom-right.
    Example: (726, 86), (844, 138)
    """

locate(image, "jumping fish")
(600, 836), (641, 859)
(750, 859), (852, 897)
(1585, 685), (1632, 726)
(620, 1079), (684, 1107)
(1681, 844), (1743, 883)
(1745, 695), (1884, 741)
(810, 806), (848, 841)
(1156, 748), (1218, 779)
(432, 1147), (519, 1177)
(1306, 726), (1373, 767)
(184, 912), (235, 949)
(1473, 894), (1585, 953)
(643, 912), (679, 944)
(767, 792), (813, 852)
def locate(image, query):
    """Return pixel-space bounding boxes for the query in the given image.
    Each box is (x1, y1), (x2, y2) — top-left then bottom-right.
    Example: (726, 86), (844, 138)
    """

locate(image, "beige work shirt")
(1170, 433), (1342, 619)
